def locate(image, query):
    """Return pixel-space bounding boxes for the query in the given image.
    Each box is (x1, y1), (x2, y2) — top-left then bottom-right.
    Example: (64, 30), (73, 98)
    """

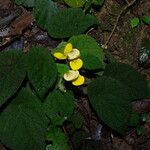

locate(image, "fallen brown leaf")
(10, 9), (34, 36)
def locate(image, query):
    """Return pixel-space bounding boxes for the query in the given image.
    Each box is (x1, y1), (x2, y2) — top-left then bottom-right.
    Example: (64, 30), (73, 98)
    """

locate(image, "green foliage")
(47, 126), (69, 150)
(68, 35), (104, 70)
(88, 63), (149, 134)
(0, 88), (48, 150)
(33, 0), (59, 30)
(130, 15), (150, 28)
(16, 0), (98, 38)
(56, 63), (70, 77)
(43, 90), (74, 124)
(0, 0), (149, 145)
(15, 0), (35, 7)
(47, 8), (98, 38)
(0, 46), (75, 149)
(64, 0), (86, 7)
(130, 17), (140, 28)
(92, 0), (105, 5)
(141, 15), (150, 25)
(27, 46), (58, 99)
(0, 51), (26, 106)
(88, 76), (132, 134)
(103, 63), (149, 99)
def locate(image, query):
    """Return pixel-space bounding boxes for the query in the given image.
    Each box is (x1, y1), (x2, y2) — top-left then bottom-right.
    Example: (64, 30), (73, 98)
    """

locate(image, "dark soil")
(0, 0), (150, 149)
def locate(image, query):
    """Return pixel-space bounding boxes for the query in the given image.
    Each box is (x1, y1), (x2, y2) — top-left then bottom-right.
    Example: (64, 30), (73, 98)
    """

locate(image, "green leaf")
(64, 0), (86, 7)
(103, 63), (149, 99)
(47, 126), (69, 150)
(88, 76), (132, 134)
(68, 35), (104, 70)
(82, 54), (104, 70)
(130, 17), (140, 28)
(56, 63), (70, 77)
(0, 88), (48, 150)
(141, 15), (150, 25)
(43, 90), (74, 124)
(48, 8), (98, 38)
(27, 46), (57, 99)
(92, 0), (105, 5)
(51, 42), (67, 55)
(33, 0), (59, 30)
(15, 0), (35, 7)
(0, 50), (26, 106)
(87, 63), (149, 133)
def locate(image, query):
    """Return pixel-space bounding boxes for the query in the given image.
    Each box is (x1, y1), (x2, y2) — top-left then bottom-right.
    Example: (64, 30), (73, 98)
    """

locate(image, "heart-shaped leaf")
(0, 50), (26, 106)
(33, 0), (59, 30)
(88, 63), (149, 134)
(27, 46), (57, 98)
(0, 88), (48, 150)
(48, 8), (98, 38)
(103, 63), (150, 99)
(88, 76), (132, 134)
(68, 35), (104, 70)
(130, 17), (140, 28)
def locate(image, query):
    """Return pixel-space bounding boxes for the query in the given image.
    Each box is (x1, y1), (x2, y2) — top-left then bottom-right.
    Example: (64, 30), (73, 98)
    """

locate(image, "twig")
(62, 126), (74, 150)
(86, 27), (94, 34)
(102, 0), (137, 49)
(125, 0), (130, 6)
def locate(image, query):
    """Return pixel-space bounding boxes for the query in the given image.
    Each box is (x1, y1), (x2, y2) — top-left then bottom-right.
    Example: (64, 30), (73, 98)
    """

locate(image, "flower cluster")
(53, 43), (85, 86)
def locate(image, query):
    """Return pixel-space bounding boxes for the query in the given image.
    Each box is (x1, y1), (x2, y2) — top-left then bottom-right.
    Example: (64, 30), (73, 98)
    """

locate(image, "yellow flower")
(53, 42), (85, 86)
(69, 58), (83, 70)
(63, 70), (79, 81)
(53, 43), (73, 60)
(53, 53), (67, 60)
(63, 70), (85, 86)
(67, 49), (80, 60)
(72, 75), (85, 86)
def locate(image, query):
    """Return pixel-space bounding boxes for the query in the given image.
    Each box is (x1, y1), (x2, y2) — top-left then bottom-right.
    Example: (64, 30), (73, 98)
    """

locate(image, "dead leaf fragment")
(132, 99), (150, 113)
(10, 10), (34, 36)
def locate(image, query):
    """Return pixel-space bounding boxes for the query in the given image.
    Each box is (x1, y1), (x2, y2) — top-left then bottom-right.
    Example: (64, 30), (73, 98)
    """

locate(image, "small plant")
(53, 43), (85, 86)
(0, 0), (150, 150)
(130, 15), (150, 28)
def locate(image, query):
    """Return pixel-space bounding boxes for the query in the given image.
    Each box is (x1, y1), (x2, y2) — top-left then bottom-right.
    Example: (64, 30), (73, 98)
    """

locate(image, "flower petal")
(67, 49), (80, 60)
(72, 75), (85, 86)
(69, 58), (83, 70)
(53, 52), (67, 60)
(64, 43), (73, 55)
(64, 70), (79, 81)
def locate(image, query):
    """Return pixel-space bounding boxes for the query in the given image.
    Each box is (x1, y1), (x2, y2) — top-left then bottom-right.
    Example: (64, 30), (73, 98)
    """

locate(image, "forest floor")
(0, 0), (150, 149)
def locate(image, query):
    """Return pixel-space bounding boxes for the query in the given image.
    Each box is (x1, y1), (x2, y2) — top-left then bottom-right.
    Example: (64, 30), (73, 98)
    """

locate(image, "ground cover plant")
(0, 0), (150, 149)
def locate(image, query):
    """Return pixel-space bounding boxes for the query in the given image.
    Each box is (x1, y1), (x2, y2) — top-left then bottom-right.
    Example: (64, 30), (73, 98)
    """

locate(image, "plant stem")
(62, 126), (74, 150)
(83, 0), (93, 13)
(125, 0), (130, 6)
(102, 0), (137, 49)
